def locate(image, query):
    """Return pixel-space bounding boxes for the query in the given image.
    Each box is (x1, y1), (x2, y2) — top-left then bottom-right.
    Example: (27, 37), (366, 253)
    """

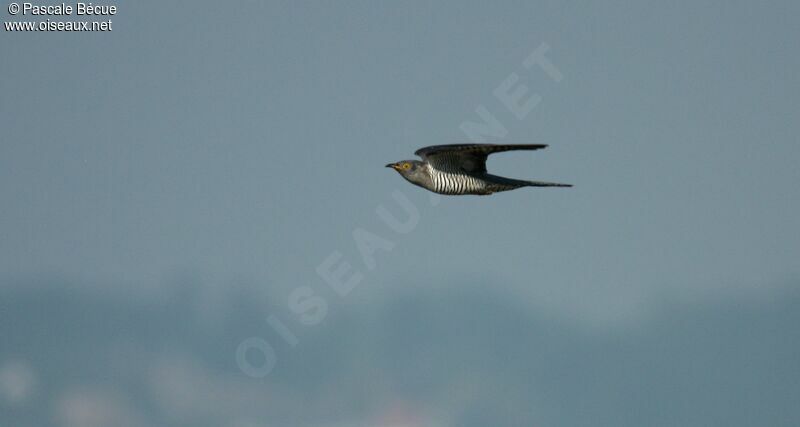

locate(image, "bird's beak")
(385, 163), (397, 169)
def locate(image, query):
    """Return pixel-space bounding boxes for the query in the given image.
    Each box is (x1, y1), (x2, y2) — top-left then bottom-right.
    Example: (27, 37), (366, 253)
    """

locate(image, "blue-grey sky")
(2, 1), (799, 426)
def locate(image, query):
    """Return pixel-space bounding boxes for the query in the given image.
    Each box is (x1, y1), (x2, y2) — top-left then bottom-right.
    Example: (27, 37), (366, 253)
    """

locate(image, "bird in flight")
(386, 144), (571, 195)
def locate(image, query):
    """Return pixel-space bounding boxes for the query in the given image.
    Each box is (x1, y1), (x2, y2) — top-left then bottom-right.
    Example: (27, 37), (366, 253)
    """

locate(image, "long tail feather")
(523, 180), (572, 187)
(481, 173), (572, 189)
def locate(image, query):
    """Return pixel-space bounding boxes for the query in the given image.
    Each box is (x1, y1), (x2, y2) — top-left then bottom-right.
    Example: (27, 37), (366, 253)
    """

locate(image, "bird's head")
(385, 160), (427, 184)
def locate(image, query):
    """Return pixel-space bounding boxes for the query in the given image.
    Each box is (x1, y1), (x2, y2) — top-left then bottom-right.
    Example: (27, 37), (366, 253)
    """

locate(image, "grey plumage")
(386, 144), (571, 195)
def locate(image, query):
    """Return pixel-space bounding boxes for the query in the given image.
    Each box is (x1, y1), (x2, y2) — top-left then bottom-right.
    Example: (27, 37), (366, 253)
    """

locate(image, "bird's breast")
(428, 168), (487, 195)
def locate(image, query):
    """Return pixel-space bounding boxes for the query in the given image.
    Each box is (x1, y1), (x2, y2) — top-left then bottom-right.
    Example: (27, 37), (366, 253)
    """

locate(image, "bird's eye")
(402, 163), (411, 170)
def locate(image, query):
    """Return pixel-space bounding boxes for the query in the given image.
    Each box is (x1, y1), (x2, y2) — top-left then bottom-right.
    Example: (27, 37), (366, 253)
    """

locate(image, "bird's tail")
(522, 180), (572, 188)
(482, 173), (572, 189)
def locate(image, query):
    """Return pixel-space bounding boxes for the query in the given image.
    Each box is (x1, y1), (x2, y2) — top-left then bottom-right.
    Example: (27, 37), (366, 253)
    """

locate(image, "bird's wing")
(414, 144), (547, 173)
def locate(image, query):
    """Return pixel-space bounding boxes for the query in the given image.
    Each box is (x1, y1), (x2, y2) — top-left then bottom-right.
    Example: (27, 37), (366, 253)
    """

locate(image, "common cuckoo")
(386, 144), (571, 195)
